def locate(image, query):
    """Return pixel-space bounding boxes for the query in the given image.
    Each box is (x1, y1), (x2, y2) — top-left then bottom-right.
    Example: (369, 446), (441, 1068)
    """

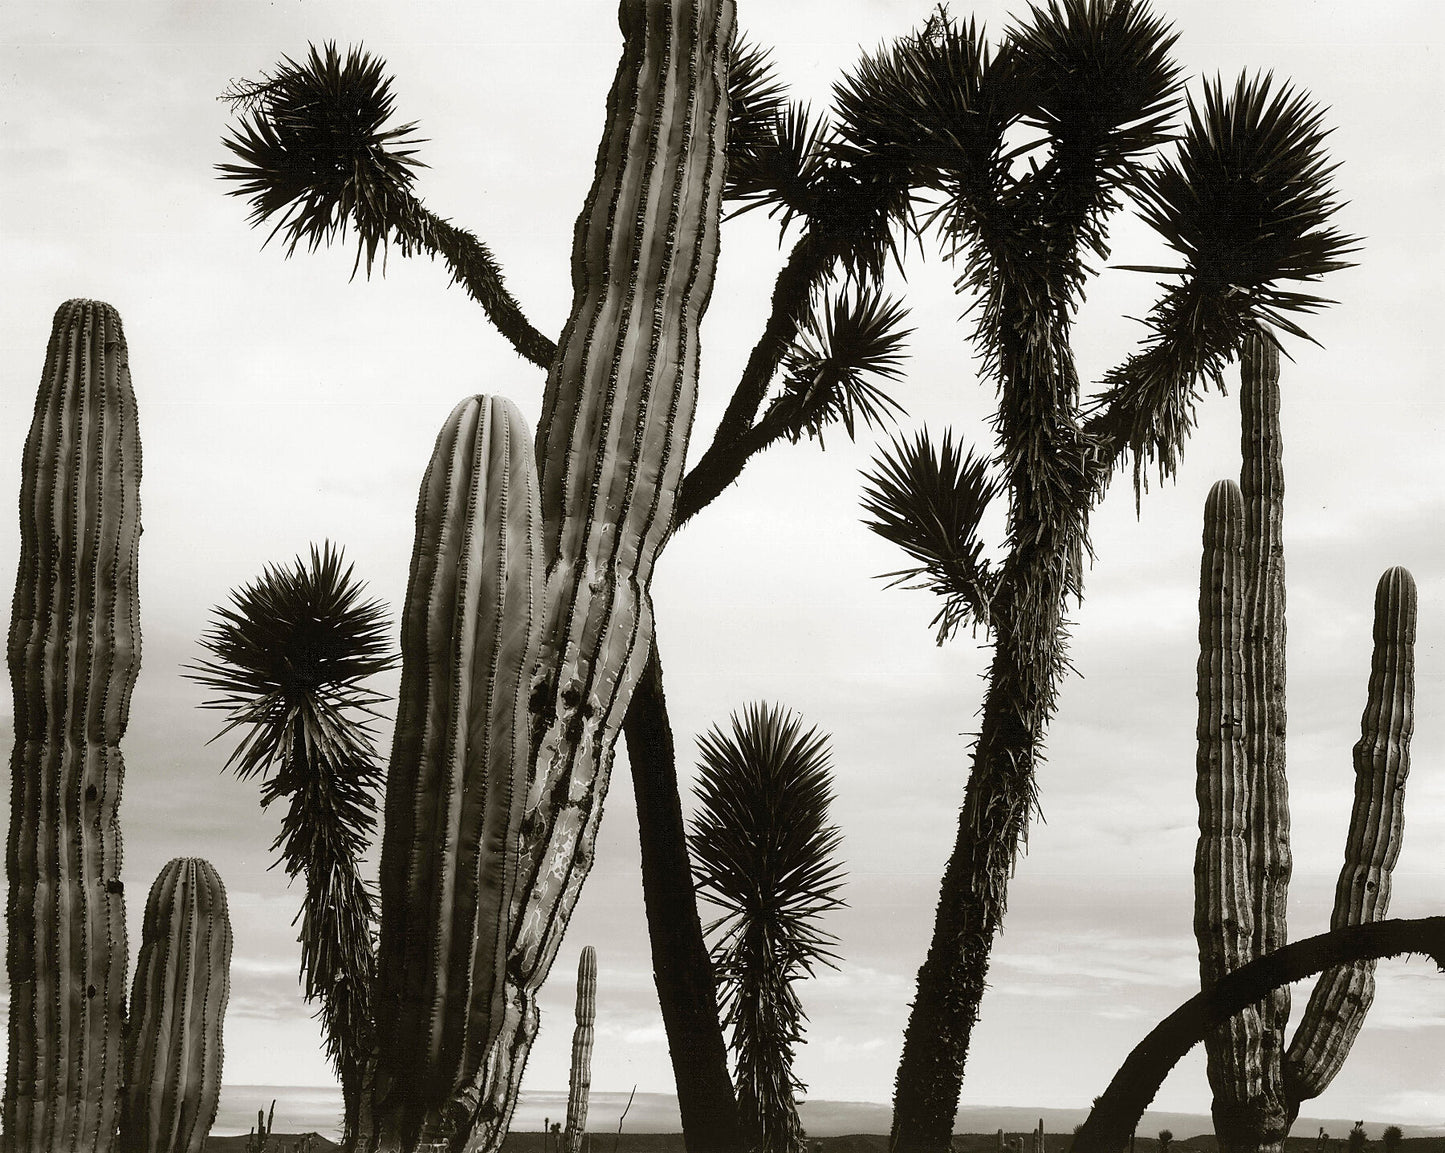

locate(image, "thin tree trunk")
(1071, 917), (1445, 1153)
(623, 640), (747, 1153)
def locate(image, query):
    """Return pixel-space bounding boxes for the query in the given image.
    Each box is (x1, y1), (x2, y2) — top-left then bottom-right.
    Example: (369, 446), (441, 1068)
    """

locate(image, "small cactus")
(563, 947), (597, 1153)
(117, 859), (233, 1153)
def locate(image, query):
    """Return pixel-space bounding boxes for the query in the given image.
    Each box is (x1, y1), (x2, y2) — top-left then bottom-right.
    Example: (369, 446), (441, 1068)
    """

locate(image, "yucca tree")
(186, 543), (397, 1149)
(690, 704), (847, 1153)
(219, 31), (913, 1153)
(840, 4), (1356, 1149)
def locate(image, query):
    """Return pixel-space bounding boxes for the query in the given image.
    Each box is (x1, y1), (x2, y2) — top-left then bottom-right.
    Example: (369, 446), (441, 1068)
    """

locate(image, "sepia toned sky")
(3, 0), (1444, 1131)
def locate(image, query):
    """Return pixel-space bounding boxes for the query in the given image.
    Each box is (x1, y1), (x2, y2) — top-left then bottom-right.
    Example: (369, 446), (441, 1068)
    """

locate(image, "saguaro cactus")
(4, 298), (142, 1152)
(372, 395), (545, 1148)
(117, 858), (233, 1153)
(1192, 341), (1418, 1150)
(564, 946), (597, 1153)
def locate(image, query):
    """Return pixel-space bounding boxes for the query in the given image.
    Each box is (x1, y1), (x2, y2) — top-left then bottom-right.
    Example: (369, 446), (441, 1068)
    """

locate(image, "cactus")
(564, 947), (597, 1153)
(5, 301), (235, 1153)
(246, 1100), (276, 1153)
(371, 395), (545, 1148)
(1192, 338), (1418, 1149)
(117, 859), (232, 1153)
(1282, 566), (1416, 1107)
(4, 299), (141, 1152)
(368, 2), (733, 1149)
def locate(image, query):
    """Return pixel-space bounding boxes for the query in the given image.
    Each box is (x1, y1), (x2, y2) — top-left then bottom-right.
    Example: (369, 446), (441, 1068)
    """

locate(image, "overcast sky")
(3, 0), (1443, 1134)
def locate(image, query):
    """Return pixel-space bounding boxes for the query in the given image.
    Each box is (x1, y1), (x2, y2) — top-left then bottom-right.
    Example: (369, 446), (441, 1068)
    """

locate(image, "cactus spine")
(372, 395), (545, 1148)
(564, 947), (597, 1153)
(5, 299), (141, 1152)
(117, 858), (233, 1153)
(1192, 335), (1418, 1149)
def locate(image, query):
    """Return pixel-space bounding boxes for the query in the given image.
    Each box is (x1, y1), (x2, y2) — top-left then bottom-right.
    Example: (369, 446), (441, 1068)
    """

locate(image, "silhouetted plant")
(187, 543), (396, 1146)
(841, 4), (1356, 1146)
(1382, 1128), (1403, 1153)
(691, 705), (847, 1153)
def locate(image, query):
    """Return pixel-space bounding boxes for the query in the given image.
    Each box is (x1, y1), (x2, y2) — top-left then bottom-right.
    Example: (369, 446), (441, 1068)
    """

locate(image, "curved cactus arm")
(5, 299), (141, 1153)
(1071, 918), (1445, 1153)
(1283, 567), (1417, 1108)
(466, 0), (735, 1146)
(1193, 478), (1268, 1145)
(370, 395), (544, 1149)
(564, 946), (597, 1153)
(117, 859), (232, 1153)
(1237, 330), (1291, 1145)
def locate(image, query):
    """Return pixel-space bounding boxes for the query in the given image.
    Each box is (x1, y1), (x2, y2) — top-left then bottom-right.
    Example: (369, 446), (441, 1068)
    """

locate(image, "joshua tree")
(186, 543), (397, 1146)
(1349, 1126), (1368, 1153)
(690, 705), (847, 1153)
(218, 21), (910, 1153)
(1157, 1132), (1172, 1153)
(1382, 1129), (1403, 1153)
(837, 5), (1355, 1146)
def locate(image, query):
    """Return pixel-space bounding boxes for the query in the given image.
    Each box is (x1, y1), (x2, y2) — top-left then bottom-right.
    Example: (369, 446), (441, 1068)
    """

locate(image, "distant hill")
(210, 1087), (1445, 1145)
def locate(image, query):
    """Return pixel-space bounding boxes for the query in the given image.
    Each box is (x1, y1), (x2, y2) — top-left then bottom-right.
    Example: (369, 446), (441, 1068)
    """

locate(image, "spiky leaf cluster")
(1099, 71), (1360, 485)
(777, 286), (911, 444)
(861, 429), (1000, 642)
(691, 704), (847, 1153)
(219, 42), (425, 273)
(725, 36), (789, 203)
(187, 542), (396, 1137)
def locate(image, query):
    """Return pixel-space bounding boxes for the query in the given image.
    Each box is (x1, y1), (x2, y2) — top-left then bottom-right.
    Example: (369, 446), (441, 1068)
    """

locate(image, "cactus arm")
(1193, 478), (1268, 1145)
(1237, 330), (1291, 1145)
(1072, 918), (1445, 1153)
(1282, 567), (1417, 1108)
(461, 1), (733, 1145)
(563, 947), (597, 1153)
(117, 858), (232, 1153)
(371, 395), (544, 1148)
(5, 299), (141, 1153)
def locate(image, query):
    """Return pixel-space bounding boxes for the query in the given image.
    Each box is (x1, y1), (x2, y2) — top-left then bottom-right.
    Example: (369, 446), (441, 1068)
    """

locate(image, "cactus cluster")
(367, 1), (733, 1149)
(4, 300), (233, 1153)
(1193, 334), (1417, 1149)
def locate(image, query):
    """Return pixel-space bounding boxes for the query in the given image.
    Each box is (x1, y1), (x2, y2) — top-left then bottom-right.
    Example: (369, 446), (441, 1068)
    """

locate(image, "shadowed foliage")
(691, 705), (847, 1153)
(186, 542), (396, 1148)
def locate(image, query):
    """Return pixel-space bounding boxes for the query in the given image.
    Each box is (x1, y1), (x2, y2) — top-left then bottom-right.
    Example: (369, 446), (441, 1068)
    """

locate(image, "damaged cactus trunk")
(4, 299), (141, 1153)
(1192, 332), (1418, 1153)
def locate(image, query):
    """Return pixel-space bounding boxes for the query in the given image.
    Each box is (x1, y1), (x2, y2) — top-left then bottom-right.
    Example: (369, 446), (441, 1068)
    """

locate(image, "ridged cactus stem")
(371, 395), (544, 1150)
(1236, 330), (1290, 1152)
(1193, 479), (1268, 1147)
(471, 0), (734, 1145)
(117, 858), (233, 1153)
(564, 946), (597, 1153)
(5, 299), (141, 1153)
(1283, 567), (1417, 1109)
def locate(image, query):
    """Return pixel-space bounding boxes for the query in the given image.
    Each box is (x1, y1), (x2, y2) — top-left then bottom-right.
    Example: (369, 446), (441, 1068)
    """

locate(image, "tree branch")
(1071, 917), (1445, 1153)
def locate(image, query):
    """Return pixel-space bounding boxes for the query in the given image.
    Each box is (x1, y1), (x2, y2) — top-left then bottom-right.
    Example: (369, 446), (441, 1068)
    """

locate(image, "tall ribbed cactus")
(5, 299), (141, 1152)
(117, 858), (233, 1153)
(371, 394), (545, 1149)
(564, 946), (597, 1153)
(1192, 338), (1418, 1150)
(371, 2), (730, 1147)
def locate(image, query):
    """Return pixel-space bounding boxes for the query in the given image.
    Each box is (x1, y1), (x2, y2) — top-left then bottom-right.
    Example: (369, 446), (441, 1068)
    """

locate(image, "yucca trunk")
(5, 299), (141, 1153)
